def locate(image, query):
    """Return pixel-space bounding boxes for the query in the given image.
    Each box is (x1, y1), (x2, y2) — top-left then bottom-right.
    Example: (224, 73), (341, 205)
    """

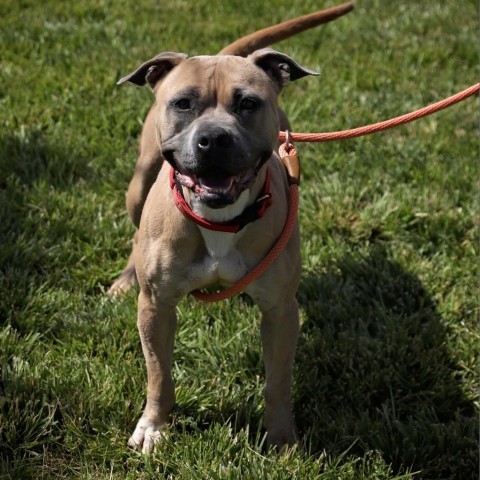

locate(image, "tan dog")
(114, 3), (354, 454)
(110, 1), (354, 295)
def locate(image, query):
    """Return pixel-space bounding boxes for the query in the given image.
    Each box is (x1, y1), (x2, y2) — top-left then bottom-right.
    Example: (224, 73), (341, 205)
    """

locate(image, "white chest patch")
(186, 189), (253, 285)
(195, 248), (248, 285)
(199, 229), (240, 258)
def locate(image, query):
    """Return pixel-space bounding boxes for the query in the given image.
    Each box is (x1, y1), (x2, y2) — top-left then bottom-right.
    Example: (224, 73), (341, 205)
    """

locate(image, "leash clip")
(285, 130), (292, 152)
(280, 130), (301, 185)
(284, 129), (297, 155)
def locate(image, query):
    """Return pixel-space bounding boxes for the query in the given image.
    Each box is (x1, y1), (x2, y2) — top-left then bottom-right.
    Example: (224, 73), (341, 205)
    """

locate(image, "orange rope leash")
(191, 146), (300, 302)
(279, 83), (479, 143)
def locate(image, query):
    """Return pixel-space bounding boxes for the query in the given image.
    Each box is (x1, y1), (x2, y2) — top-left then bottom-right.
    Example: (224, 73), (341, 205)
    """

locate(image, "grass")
(0, 0), (478, 478)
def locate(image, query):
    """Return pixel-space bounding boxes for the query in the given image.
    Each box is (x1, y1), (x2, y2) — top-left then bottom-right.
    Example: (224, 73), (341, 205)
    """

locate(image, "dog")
(113, 3), (354, 453)
(109, 1), (354, 296)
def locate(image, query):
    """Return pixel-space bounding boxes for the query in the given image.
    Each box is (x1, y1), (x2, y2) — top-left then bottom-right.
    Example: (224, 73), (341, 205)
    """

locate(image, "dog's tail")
(218, 1), (354, 57)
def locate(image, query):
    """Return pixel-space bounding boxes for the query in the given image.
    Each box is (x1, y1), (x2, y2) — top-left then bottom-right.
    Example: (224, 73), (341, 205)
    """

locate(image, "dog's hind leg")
(108, 231), (138, 296)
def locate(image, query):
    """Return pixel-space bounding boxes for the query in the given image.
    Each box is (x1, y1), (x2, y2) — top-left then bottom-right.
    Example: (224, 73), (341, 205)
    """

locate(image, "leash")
(191, 82), (479, 302)
(279, 83), (479, 143)
(191, 142), (300, 302)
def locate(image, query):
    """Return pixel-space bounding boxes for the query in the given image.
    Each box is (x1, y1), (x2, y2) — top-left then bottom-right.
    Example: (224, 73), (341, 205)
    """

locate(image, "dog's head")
(118, 50), (317, 208)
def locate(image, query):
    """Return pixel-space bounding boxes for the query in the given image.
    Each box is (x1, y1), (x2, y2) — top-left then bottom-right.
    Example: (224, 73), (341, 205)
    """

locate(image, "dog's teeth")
(176, 173), (197, 189)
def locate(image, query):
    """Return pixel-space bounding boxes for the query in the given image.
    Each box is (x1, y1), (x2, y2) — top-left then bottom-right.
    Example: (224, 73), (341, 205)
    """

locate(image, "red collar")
(170, 168), (272, 233)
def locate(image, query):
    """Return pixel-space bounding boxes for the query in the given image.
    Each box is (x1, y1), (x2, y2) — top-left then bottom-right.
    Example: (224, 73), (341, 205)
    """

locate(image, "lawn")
(0, 0), (478, 478)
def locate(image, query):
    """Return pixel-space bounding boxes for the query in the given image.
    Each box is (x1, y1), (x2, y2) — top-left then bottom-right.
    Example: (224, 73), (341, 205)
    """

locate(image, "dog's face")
(157, 55), (281, 208)
(118, 50), (317, 208)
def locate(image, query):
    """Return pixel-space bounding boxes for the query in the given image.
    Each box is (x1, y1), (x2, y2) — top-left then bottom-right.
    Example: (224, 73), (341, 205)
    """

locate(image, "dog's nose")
(196, 128), (234, 155)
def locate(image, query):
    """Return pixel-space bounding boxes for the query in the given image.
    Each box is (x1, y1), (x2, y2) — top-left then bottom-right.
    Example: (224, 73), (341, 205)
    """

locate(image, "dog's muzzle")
(162, 124), (273, 208)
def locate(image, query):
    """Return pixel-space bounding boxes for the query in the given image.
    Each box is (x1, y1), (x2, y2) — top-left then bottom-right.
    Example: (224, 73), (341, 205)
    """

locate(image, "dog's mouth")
(175, 168), (256, 208)
(174, 156), (269, 208)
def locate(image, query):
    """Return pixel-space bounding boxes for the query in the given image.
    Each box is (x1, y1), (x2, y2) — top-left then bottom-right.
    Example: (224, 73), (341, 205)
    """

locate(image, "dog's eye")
(239, 97), (258, 112)
(174, 98), (191, 110)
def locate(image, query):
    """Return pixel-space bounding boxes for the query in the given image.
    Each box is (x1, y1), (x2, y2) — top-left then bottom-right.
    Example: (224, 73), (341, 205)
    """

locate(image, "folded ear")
(117, 52), (188, 89)
(249, 48), (319, 91)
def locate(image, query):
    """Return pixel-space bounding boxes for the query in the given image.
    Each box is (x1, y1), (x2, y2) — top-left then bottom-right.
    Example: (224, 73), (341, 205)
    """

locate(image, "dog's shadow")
(294, 246), (476, 479)
(173, 246), (476, 478)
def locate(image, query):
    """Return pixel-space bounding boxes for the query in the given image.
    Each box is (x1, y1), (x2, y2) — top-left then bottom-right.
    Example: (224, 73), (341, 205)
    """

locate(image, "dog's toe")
(141, 427), (163, 453)
(128, 417), (165, 454)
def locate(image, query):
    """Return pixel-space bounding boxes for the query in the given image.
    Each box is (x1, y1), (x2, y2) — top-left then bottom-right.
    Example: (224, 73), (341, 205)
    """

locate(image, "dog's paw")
(108, 266), (137, 297)
(266, 423), (298, 451)
(266, 433), (298, 453)
(128, 417), (166, 454)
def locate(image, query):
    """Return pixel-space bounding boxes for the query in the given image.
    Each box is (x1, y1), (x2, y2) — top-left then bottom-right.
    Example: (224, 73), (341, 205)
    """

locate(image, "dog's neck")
(171, 167), (271, 257)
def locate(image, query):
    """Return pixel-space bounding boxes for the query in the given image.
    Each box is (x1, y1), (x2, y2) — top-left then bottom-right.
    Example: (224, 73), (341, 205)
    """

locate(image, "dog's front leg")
(259, 297), (300, 449)
(128, 291), (177, 453)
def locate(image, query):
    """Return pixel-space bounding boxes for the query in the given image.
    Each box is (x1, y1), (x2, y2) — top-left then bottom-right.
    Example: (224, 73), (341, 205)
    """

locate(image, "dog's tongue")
(198, 173), (234, 192)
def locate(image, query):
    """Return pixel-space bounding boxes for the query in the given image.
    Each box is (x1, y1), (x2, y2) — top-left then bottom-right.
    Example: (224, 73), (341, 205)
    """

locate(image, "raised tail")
(218, 1), (354, 57)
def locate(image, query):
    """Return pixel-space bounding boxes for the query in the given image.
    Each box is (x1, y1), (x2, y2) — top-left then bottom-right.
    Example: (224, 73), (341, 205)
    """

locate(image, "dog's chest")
(189, 191), (250, 283)
(200, 227), (239, 258)
(196, 228), (248, 283)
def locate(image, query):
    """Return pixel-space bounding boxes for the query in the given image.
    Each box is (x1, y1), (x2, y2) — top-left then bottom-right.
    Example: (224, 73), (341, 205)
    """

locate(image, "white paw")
(128, 417), (165, 454)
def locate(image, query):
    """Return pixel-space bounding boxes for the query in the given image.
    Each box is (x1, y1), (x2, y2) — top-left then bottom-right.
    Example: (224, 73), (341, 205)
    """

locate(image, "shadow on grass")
(0, 130), (92, 189)
(0, 130), (93, 327)
(169, 247), (476, 478)
(295, 246), (477, 479)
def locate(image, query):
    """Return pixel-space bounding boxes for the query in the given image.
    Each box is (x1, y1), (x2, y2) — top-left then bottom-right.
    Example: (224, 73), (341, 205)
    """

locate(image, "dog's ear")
(117, 52), (188, 89)
(249, 48), (319, 91)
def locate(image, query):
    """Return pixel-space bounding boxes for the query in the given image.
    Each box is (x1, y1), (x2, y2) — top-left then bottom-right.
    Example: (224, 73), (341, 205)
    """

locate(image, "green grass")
(0, 0), (478, 478)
